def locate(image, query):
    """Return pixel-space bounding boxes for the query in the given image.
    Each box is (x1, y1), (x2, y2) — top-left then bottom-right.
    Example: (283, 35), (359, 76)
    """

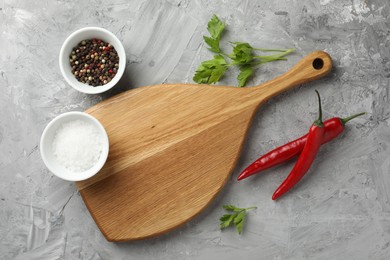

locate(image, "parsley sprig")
(193, 15), (294, 87)
(220, 205), (257, 234)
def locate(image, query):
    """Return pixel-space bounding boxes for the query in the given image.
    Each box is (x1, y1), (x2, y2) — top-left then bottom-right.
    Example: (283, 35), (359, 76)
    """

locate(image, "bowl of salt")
(40, 111), (109, 181)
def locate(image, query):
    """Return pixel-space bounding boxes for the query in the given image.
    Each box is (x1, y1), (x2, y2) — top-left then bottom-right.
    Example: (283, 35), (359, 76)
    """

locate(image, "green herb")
(203, 14), (225, 53)
(237, 66), (254, 87)
(193, 55), (228, 84)
(220, 204), (257, 234)
(193, 14), (295, 87)
(229, 42), (255, 65)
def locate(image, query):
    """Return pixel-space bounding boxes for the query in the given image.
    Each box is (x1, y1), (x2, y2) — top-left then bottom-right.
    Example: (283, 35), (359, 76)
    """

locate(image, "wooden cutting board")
(77, 51), (332, 242)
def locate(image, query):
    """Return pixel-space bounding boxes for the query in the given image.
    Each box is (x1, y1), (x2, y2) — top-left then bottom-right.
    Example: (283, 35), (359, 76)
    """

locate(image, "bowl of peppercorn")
(59, 27), (126, 94)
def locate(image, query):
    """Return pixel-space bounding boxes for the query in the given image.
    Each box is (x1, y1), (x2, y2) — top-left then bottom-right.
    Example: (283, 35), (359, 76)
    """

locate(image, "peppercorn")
(68, 38), (120, 86)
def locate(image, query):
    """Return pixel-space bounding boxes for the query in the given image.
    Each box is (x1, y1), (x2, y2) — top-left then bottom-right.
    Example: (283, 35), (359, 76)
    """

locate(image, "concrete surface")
(1, 0), (389, 259)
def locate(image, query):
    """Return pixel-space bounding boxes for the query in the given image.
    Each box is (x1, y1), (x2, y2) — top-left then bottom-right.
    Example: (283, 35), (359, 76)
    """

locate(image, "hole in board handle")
(312, 58), (324, 70)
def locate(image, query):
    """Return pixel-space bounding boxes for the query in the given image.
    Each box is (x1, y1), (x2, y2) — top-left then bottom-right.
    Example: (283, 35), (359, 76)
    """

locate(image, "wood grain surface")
(77, 51), (332, 241)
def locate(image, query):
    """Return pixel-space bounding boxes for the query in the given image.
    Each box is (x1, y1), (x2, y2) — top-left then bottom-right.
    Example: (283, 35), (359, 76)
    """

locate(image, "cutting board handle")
(254, 50), (332, 100)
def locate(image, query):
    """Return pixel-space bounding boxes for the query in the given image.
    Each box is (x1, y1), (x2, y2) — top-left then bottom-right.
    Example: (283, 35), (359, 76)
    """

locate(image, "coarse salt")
(52, 120), (103, 172)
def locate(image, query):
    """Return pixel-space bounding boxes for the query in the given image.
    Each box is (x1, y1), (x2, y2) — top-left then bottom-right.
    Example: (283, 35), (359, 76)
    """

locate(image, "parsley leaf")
(203, 14), (225, 53)
(219, 214), (235, 229)
(203, 36), (221, 53)
(193, 55), (228, 84)
(207, 14), (225, 40)
(234, 211), (246, 234)
(229, 42), (255, 65)
(219, 204), (256, 235)
(237, 66), (254, 87)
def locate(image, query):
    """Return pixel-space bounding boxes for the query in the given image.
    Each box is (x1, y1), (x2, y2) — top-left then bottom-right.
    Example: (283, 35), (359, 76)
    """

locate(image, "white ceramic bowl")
(40, 111), (109, 181)
(59, 27), (126, 94)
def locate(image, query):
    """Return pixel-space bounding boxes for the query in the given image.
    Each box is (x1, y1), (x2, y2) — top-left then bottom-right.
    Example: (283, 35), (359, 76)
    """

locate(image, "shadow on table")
(98, 67), (135, 100)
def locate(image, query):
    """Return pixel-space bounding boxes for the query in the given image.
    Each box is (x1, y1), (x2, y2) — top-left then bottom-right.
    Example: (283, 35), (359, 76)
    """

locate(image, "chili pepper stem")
(313, 90), (324, 127)
(340, 112), (366, 125)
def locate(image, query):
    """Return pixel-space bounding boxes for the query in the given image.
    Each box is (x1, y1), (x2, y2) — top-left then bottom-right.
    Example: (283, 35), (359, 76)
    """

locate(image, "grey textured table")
(1, 0), (389, 259)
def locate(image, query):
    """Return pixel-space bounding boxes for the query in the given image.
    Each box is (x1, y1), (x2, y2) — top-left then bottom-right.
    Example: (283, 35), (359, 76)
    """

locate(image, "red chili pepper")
(237, 112), (365, 181)
(272, 90), (324, 200)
